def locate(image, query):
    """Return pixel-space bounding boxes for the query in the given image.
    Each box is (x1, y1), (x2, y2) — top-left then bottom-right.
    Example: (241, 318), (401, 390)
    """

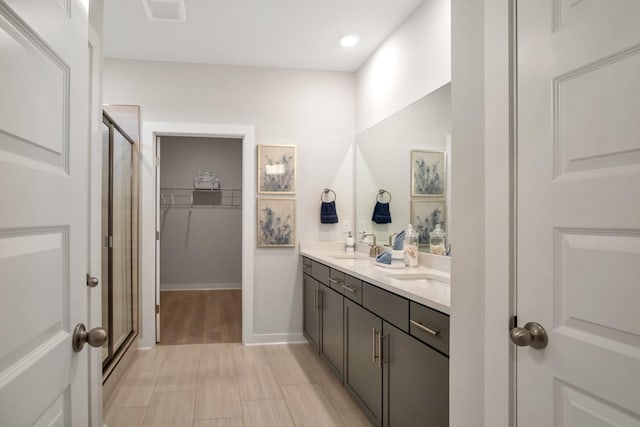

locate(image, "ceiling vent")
(143, 0), (186, 22)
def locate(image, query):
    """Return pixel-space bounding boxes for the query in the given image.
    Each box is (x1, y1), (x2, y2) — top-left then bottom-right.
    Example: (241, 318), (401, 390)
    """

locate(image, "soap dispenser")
(345, 231), (355, 255)
(429, 224), (447, 256)
(403, 224), (419, 267)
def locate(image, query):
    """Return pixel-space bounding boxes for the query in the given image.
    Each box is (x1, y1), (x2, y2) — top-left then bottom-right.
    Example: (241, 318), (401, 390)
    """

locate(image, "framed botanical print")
(411, 150), (446, 197)
(410, 199), (446, 246)
(257, 198), (296, 248)
(257, 144), (296, 194)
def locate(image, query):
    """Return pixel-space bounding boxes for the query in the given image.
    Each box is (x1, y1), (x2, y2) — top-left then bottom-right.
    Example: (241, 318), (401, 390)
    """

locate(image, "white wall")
(355, 0), (451, 133)
(103, 59), (355, 344)
(159, 136), (242, 290)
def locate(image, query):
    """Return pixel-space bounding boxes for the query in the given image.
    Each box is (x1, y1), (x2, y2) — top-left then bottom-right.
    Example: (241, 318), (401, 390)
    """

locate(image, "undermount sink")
(329, 254), (370, 260)
(387, 273), (448, 283)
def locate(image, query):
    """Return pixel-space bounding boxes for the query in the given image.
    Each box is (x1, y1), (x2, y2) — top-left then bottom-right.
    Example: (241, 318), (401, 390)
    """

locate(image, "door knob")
(510, 321), (548, 349)
(72, 323), (107, 352)
(86, 275), (99, 288)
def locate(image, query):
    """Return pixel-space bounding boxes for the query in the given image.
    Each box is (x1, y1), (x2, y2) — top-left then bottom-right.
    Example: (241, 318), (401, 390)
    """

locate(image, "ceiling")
(102, 0), (425, 72)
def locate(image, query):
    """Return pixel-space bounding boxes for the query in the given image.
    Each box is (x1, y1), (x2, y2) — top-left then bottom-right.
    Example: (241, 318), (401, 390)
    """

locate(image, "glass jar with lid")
(429, 224), (447, 256)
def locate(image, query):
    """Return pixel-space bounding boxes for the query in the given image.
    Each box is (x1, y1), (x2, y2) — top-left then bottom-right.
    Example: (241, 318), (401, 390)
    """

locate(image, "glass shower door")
(102, 113), (135, 370)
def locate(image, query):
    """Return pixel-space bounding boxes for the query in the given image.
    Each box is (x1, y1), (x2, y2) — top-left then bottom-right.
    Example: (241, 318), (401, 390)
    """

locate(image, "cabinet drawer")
(342, 274), (362, 305)
(302, 257), (312, 276)
(311, 260), (330, 286)
(327, 269), (345, 292)
(409, 302), (450, 356)
(363, 282), (409, 332)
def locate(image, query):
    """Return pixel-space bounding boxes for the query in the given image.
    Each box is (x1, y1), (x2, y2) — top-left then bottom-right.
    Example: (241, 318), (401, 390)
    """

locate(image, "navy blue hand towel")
(320, 201), (339, 224)
(372, 201), (392, 224)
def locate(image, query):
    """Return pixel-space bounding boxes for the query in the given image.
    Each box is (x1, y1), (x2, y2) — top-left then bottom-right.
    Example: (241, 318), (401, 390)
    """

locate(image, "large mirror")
(355, 83), (451, 253)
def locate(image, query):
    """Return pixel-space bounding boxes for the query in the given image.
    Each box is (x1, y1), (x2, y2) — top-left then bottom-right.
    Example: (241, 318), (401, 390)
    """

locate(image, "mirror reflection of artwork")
(411, 150), (446, 197)
(257, 198), (296, 247)
(411, 199), (445, 246)
(258, 144), (296, 194)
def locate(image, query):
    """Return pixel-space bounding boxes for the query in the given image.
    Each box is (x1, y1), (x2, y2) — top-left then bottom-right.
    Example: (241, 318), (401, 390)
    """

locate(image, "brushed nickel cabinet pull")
(410, 319), (439, 336)
(372, 328), (378, 364)
(328, 277), (340, 284)
(341, 284), (355, 293)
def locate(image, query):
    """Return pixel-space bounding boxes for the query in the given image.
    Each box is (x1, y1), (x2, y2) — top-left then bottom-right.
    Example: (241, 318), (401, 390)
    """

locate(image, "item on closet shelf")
(371, 190), (392, 224)
(345, 231), (355, 254)
(194, 170), (221, 190)
(403, 224), (419, 268)
(320, 189), (338, 223)
(429, 224), (448, 256)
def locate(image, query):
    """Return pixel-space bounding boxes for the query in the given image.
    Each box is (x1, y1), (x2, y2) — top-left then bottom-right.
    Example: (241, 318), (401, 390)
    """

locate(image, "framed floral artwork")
(410, 199), (445, 246)
(257, 144), (296, 194)
(411, 150), (446, 197)
(257, 198), (296, 247)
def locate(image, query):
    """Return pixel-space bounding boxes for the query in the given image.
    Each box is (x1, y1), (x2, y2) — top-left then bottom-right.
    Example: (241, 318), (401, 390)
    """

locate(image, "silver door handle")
(314, 289), (318, 311)
(510, 321), (548, 349)
(72, 323), (107, 352)
(410, 319), (439, 336)
(341, 284), (355, 293)
(86, 274), (99, 288)
(328, 277), (340, 284)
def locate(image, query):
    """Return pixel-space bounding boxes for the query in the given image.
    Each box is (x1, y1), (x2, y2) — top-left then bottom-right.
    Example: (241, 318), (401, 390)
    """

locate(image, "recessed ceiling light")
(340, 34), (360, 48)
(143, 0), (186, 22)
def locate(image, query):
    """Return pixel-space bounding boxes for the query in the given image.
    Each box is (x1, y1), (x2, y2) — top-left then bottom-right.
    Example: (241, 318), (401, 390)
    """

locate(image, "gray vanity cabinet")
(304, 257), (344, 377)
(302, 256), (449, 427)
(303, 273), (321, 350)
(344, 299), (383, 426)
(383, 321), (449, 427)
(320, 284), (344, 378)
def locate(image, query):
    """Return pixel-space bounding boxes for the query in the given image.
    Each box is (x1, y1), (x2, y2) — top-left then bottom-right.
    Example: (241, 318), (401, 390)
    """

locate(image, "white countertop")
(300, 247), (451, 315)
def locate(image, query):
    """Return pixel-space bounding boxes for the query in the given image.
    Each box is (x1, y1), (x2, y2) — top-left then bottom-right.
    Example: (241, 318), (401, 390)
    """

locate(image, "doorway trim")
(140, 122), (255, 348)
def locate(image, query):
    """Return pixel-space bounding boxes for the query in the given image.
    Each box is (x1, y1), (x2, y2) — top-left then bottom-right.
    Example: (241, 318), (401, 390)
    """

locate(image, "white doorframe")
(483, 0), (515, 426)
(140, 122), (255, 349)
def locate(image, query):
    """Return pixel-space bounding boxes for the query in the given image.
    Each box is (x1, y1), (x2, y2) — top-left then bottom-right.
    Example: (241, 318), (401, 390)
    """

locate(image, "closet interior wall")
(159, 136), (243, 291)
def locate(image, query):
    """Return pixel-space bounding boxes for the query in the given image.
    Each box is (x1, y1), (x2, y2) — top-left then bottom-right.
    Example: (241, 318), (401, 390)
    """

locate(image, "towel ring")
(376, 189), (392, 203)
(321, 188), (336, 202)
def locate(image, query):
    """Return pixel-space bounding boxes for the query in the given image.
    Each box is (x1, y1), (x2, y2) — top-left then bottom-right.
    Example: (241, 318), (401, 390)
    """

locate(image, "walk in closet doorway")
(156, 136), (243, 345)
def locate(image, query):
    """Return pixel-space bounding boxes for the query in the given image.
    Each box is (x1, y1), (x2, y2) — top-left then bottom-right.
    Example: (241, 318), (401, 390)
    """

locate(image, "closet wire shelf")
(160, 187), (242, 209)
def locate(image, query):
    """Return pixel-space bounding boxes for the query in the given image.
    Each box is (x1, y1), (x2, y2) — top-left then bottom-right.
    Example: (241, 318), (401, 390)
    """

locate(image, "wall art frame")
(411, 149), (446, 197)
(410, 198), (446, 246)
(257, 144), (296, 194)
(257, 198), (296, 248)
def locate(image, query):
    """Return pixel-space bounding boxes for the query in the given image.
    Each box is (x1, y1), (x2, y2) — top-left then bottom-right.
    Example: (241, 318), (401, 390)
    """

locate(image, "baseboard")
(246, 332), (306, 345)
(160, 282), (241, 291)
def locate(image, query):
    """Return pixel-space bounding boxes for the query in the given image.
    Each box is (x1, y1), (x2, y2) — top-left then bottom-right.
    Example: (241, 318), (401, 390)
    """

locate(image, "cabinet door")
(320, 285), (343, 379)
(303, 274), (320, 350)
(344, 299), (382, 426)
(383, 321), (449, 427)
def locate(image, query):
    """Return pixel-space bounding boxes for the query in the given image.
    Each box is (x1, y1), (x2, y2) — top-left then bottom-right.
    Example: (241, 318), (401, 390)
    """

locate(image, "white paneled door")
(516, 1), (640, 425)
(0, 0), (90, 425)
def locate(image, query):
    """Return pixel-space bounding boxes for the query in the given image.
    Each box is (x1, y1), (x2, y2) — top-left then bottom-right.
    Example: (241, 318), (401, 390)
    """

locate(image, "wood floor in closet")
(160, 290), (242, 345)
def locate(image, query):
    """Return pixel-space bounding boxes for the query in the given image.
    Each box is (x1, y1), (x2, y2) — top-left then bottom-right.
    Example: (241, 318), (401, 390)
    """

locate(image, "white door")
(516, 1), (640, 425)
(0, 0), (91, 425)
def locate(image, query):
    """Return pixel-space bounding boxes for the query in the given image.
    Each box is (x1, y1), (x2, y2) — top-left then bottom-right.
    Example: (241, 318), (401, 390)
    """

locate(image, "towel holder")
(321, 188), (336, 202)
(376, 189), (392, 203)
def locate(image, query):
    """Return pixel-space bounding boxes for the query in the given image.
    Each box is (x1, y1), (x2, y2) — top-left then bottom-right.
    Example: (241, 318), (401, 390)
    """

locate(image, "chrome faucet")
(362, 232), (382, 257)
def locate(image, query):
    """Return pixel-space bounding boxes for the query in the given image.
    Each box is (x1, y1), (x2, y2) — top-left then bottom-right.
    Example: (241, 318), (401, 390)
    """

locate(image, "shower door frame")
(102, 111), (137, 372)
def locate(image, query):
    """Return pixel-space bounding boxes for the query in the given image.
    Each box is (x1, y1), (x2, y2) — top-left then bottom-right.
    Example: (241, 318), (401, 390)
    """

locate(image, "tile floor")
(104, 343), (373, 427)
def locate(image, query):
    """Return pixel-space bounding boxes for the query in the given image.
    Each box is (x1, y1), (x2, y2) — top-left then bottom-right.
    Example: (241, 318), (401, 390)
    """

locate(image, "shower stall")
(101, 111), (139, 373)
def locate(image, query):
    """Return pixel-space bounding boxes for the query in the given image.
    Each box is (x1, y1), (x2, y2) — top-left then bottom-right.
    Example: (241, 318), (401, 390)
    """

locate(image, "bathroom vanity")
(301, 246), (450, 427)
